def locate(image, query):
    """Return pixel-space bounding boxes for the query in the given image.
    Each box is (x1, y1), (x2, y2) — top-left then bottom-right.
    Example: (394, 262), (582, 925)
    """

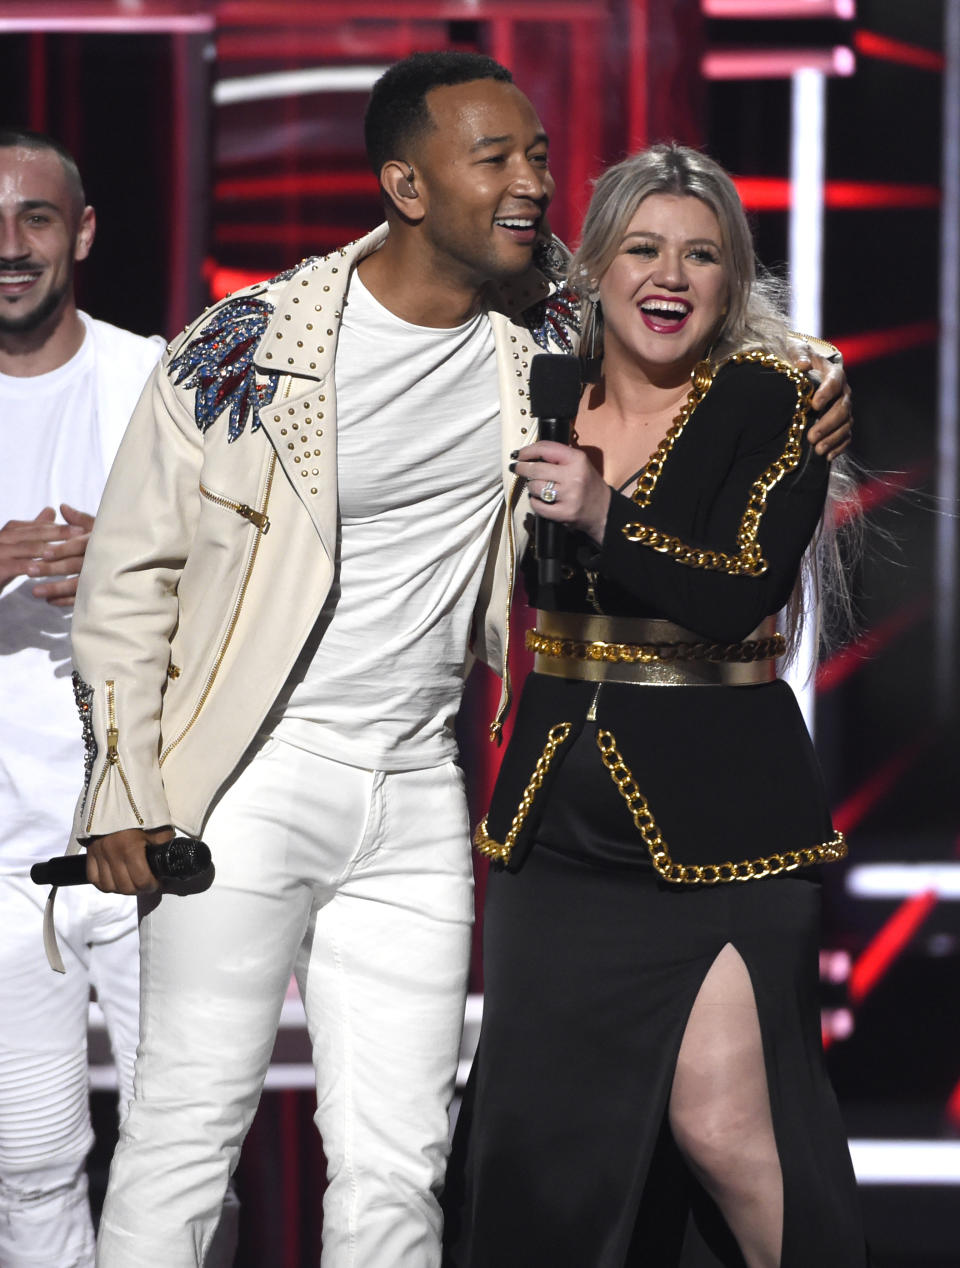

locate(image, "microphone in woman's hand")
(529, 354), (583, 588)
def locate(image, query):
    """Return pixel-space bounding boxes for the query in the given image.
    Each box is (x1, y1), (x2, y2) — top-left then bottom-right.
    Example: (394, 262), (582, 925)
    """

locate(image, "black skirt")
(443, 838), (866, 1268)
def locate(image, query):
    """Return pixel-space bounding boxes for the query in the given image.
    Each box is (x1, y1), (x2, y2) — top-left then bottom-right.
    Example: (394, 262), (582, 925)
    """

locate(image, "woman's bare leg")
(668, 942), (783, 1268)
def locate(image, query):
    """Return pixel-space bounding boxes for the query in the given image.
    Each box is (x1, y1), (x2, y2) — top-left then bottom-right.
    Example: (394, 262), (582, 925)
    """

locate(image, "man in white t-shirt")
(0, 130), (165, 1268)
(73, 54), (852, 1267)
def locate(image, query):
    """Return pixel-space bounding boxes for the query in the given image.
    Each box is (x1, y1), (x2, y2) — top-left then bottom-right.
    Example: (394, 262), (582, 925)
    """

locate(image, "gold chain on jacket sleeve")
(595, 728), (846, 884)
(622, 351), (814, 577)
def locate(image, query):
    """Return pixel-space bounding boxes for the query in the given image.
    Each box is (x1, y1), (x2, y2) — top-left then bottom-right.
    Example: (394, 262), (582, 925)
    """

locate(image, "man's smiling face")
(410, 78), (555, 289)
(0, 146), (93, 337)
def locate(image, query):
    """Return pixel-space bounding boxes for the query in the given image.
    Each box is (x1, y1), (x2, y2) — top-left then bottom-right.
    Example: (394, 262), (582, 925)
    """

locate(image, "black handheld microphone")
(528, 354), (583, 587)
(30, 837), (212, 888)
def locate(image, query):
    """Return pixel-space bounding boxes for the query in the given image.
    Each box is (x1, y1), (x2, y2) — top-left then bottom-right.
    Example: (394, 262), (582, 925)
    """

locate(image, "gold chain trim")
(474, 723), (572, 864)
(630, 358), (715, 507)
(595, 728), (846, 884)
(526, 627), (785, 665)
(623, 351), (813, 577)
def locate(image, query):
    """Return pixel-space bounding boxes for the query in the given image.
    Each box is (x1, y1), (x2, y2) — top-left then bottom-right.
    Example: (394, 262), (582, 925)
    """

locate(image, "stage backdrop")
(3, 2), (957, 1264)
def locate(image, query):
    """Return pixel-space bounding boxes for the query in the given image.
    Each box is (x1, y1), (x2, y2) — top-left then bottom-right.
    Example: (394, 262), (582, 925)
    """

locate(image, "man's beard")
(0, 277), (70, 336)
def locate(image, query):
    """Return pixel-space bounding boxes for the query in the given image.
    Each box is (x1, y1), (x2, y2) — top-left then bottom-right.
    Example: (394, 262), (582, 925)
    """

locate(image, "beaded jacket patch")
(523, 282), (581, 354)
(72, 671), (97, 796)
(169, 295), (280, 442)
(266, 256), (321, 285)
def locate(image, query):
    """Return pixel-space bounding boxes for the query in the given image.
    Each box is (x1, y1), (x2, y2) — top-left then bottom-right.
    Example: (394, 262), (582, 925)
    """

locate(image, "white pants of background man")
(96, 736), (475, 1267)
(0, 878), (139, 1268)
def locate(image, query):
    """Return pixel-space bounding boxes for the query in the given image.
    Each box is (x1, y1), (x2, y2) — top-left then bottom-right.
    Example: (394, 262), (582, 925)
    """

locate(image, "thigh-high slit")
(669, 943), (783, 1268)
(442, 847), (866, 1268)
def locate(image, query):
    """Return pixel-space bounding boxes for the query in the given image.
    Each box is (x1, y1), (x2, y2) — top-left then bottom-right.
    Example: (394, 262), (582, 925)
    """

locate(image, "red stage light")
(831, 462), (932, 529)
(732, 176), (790, 209)
(700, 0), (852, 12)
(214, 224), (362, 247)
(946, 1078), (960, 1129)
(824, 182), (940, 209)
(848, 890), (939, 1005)
(832, 739), (929, 837)
(854, 30), (945, 73)
(816, 598), (931, 694)
(205, 260), (274, 300)
(831, 320), (939, 367)
(703, 0), (854, 14)
(216, 172), (380, 202)
(702, 46), (855, 79)
(732, 177), (940, 211)
(0, 7), (212, 32)
(216, 0), (602, 21)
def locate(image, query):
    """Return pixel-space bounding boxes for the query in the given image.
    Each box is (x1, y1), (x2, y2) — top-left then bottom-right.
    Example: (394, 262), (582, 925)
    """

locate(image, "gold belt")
(528, 611), (783, 686)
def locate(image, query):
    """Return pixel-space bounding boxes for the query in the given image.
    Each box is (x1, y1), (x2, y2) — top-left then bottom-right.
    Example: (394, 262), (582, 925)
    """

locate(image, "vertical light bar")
(490, 18), (514, 77)
(784, 68), (827, 735)
(936, 0), (960, 719)
(28, 34), (47, 131)
(789, 69), (826, 354)
(628, 0), (650, 151)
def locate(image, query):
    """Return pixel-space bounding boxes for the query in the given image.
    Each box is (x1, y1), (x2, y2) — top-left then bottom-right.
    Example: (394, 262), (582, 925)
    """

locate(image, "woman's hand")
(511, 441), (613, 546)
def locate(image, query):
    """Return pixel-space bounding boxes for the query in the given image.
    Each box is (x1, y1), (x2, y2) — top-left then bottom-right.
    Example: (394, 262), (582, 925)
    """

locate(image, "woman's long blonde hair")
(570, 143), (859, 663)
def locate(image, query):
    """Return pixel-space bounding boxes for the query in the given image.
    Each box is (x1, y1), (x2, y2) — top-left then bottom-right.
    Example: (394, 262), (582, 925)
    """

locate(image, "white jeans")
(0, 877), (139, 1268)
(97, 738), (474, 1267)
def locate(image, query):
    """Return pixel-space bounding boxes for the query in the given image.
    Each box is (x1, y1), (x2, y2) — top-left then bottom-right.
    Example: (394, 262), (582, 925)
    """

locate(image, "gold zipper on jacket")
(199, 485), (270, 534)
(84, 680), (145, 831)
(586, 683), (602, 723)
(584, 568), (605, 615)
(159, 448), (279, 766)
(489, 474), (523, 742)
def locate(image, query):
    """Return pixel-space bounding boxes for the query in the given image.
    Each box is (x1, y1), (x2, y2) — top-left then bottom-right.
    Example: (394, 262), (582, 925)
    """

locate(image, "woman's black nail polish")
(510, 449), (519, 459)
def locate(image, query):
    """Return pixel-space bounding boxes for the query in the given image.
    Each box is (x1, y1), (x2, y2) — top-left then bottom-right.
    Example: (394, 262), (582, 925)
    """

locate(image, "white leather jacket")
(71, 225), (580, 841)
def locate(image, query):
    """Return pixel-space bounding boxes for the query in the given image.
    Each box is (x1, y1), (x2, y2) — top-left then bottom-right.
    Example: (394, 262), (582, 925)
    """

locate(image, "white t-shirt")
(0, 318), (109, 872)
(270, 274), (503, 770)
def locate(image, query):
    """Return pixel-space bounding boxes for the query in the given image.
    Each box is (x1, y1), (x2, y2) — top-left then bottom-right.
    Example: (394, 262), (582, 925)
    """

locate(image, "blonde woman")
(444, 145), (866, 1268)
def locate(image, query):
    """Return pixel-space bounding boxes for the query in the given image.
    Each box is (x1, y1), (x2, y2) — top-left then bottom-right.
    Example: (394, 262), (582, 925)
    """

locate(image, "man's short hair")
(364, 51), (513, 177)
(0, 127), (86, 215)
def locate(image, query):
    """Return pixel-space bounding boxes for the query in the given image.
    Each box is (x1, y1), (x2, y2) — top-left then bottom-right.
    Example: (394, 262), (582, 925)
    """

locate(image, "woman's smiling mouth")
(638, 295), (692, 333)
